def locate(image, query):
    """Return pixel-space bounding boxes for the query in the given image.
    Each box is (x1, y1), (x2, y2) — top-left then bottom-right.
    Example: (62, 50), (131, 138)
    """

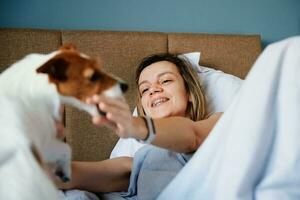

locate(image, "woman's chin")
(150, 111), (171, 119)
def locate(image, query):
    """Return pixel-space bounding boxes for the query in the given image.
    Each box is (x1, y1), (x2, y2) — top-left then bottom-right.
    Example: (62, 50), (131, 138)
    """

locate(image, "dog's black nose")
(120, 82), (128, 93)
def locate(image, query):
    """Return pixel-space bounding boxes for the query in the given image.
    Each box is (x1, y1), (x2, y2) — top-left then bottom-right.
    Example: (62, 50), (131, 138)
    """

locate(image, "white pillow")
(110, 109), (145, 158)
(110, 52), (243, 158)
(181, 52), (243, 115)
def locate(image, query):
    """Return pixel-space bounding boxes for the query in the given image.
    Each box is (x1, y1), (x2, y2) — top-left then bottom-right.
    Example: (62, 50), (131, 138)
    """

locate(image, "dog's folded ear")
(37, 57), (68, 81)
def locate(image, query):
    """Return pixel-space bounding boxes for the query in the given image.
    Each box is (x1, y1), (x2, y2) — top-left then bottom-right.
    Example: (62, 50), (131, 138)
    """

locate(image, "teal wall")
(0, 0), (299, 46)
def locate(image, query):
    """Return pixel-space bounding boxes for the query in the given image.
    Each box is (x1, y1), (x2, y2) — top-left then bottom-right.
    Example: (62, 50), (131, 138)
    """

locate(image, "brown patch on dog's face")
(37, 49), (118, 101)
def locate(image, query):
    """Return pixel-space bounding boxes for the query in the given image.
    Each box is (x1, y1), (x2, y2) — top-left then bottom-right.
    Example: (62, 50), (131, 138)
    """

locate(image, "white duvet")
(158, 36), (300, 200)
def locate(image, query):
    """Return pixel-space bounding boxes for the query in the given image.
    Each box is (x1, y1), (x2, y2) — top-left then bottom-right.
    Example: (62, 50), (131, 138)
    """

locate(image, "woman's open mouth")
(151, 97), (169, 107)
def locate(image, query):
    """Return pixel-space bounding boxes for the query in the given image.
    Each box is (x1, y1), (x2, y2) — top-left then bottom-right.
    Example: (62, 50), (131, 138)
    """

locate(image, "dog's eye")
(90, 72), (101, 82)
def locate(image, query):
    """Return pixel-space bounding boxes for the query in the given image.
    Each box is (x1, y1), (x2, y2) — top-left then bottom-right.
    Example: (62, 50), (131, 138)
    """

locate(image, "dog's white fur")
(0, 52), (71, 199)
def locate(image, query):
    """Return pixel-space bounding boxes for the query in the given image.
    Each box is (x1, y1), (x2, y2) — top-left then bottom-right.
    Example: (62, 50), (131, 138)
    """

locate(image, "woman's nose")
(149, 84), (163, 95)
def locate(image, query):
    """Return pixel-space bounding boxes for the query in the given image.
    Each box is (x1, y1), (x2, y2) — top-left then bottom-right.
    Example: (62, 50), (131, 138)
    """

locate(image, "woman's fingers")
(105, 108), (130, 124)
(87, 95), (128, 110)
(96, 97), (131, 122)
(92, 116), (117, 129)
(91, 101), (130, 132)
(86, 95), (134, 137)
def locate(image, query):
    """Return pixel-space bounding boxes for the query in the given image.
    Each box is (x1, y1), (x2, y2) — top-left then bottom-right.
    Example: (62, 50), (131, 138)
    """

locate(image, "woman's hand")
(86, 95), (138, 138)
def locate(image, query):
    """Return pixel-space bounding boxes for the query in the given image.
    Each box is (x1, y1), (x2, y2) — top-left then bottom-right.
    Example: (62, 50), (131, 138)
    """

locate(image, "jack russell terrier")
(0, 44), (127, 200)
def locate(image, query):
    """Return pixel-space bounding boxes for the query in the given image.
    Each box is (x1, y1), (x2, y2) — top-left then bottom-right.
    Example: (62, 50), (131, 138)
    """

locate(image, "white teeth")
(152, 98), (168, 107)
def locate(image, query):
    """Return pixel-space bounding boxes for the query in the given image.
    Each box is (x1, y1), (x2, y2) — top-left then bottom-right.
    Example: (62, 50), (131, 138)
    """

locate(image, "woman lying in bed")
(58, 36), (300, 200)
(57, 53), (222, 198)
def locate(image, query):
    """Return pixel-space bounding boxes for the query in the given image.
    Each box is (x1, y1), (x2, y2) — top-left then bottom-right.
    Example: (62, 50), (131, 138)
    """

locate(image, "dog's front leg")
(43, 139), (72, 183)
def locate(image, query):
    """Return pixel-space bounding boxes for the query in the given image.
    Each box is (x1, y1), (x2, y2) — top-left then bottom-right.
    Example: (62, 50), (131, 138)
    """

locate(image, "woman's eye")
(141, 88), (149, 95)
(161, 79), (171, 84)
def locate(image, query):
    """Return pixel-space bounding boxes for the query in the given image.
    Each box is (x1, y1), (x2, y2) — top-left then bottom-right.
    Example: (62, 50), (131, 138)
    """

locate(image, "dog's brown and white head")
(37, 44), (128, 117)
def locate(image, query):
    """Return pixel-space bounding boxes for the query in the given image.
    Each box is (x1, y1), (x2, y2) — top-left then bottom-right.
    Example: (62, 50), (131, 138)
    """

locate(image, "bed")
(0, 28), (262, 162)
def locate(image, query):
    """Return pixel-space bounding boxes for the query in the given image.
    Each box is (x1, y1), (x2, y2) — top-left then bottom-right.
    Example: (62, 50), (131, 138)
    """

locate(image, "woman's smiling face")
(138, 61), (190, 119)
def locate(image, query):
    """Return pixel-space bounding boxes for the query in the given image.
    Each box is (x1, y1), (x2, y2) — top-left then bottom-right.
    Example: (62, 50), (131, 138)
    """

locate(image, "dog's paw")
(55, 157), (71, 182)
(55, 169), (70, 182)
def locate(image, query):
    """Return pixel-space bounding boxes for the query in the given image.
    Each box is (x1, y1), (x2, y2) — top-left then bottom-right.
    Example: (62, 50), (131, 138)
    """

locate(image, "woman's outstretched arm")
(150, 112), (222, 153)
(55, 156), (132, 193)
(87, 95), (222, 153)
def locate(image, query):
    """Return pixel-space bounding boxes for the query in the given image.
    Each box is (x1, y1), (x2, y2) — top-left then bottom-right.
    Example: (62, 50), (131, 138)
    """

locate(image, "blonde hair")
(135, 53), (206, 121)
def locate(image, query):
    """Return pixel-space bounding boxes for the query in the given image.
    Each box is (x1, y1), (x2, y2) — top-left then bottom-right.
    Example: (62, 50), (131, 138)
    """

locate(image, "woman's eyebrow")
(158, 71), (176, 78)
(138, 71), (176, 87)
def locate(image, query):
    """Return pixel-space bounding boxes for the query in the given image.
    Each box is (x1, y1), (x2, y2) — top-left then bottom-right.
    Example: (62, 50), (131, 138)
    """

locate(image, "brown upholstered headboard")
(0, 28), (262, 161)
